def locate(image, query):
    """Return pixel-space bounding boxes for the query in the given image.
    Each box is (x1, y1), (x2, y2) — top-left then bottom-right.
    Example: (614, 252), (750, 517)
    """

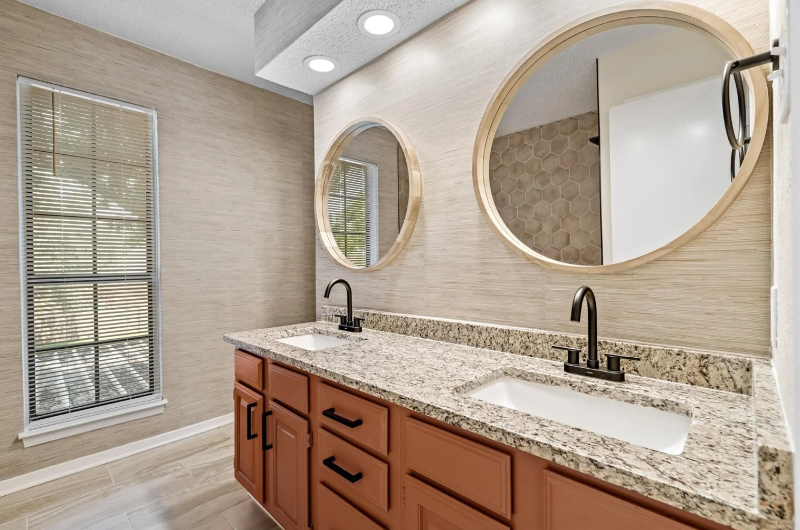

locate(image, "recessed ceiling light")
(304, 56), (338, 73)
(358, 10), (400, 38)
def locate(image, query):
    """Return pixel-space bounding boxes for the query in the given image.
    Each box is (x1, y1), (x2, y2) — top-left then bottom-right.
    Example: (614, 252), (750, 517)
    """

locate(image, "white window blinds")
(328, 158), (378, 267)
(17, 78), (161, 428)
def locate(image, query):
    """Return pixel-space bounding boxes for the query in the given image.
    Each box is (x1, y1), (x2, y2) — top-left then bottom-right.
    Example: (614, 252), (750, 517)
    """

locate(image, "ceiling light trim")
(304, 56), (340, 73)
(358, 10), (401, 38)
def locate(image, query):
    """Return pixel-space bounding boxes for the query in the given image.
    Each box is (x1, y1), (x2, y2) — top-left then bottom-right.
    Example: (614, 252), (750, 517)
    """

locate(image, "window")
(328, 157), (378, 266)
(17, 78), (161, 434)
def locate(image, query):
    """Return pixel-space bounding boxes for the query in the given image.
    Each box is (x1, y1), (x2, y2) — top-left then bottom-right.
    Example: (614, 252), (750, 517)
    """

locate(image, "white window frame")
(16, 77), (165, 446)
(365, 161), (379, 264)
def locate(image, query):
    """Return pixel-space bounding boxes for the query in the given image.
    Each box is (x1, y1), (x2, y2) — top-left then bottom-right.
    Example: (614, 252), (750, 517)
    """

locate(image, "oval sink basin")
(467, 377), (691, 455)
(277, 334), (352, 351)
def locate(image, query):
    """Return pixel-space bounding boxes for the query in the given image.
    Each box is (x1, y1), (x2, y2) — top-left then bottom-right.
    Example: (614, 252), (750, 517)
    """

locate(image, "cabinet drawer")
(317, 483), (385, 530)
(234, 349), (265, 391)
(404, 417), (512, 518)
(269, 362), (309, 414)
(404, 475), (510, 530)
(318, 428), (389, 512)
(544, 471), (699, 530)
(317, 383), (388, 455)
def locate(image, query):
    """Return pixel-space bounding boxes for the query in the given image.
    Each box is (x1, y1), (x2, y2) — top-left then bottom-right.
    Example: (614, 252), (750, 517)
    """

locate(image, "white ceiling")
(497, 25), (678, 136)
(257, 0), (473, 96)
(16, 0), (313, 104)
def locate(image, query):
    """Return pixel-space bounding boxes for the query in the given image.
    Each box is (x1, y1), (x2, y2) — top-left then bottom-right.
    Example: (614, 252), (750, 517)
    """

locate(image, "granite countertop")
(224, 321), (791, 530)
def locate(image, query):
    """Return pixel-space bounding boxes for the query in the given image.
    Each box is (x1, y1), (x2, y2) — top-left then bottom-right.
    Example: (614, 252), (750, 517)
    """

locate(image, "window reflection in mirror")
(327, 124), (410, 267)
(490, 24), (749, 266)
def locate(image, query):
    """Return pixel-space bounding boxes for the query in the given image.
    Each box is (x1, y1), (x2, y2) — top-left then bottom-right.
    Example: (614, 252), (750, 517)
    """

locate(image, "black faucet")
(571, 286), (599, 368)
(553, 286), (639, 382)
(324, 279), (363, 333)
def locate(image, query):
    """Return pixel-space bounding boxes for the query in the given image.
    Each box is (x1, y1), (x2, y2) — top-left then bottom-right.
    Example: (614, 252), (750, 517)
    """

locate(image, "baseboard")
(246, 491), (278, 521)
(0, 413), (234, 498)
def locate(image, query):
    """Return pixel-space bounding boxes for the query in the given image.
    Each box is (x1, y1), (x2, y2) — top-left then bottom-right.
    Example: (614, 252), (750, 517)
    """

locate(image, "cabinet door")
(233, 382), (266, 503)
(544, 471), (699, 530)
(404, 476), (510, 530)
(268, 401), (309, 530)
(318, 483), (385, 530)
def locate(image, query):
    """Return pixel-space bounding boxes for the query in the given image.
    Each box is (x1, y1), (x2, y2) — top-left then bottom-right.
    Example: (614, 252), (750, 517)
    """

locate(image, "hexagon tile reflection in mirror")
(485, 21), (758, 268)
(490, 112), (601, 265)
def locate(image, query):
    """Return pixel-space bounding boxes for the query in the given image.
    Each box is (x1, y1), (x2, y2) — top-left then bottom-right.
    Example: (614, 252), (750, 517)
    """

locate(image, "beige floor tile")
(0, 466), (113, 524)
(222, 499), (281, 530)
(218, 423), (234, 440)
(185, 457), (235, 484)
(0, 517), (26, 530)
(125, 475), (247, 530)
(193, 515), (234, 530)
(81, 514), (131, 530)
(180, 438), (234, 482)
(28, 462), (195, 530)
(107, 429), (232, 484)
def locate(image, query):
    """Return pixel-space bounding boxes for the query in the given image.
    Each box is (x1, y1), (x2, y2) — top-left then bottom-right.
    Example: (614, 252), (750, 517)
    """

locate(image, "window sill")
(18, 399), (168, 448)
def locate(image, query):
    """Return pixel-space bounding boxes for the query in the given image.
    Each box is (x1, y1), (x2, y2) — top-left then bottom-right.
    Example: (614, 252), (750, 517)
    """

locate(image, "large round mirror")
(316, 120), (421, 271)
(475, 10), (767, 271)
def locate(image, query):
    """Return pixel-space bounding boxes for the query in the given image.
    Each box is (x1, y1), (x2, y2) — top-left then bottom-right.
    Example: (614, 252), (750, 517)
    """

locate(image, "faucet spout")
(571, 286), (598, 368)
(324, 279), (353, 322)
(324, 279), (362, 332)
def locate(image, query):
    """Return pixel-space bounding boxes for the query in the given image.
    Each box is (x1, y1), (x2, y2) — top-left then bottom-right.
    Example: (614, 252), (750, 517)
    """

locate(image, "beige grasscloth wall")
(315, 0), (772, 358)
(0, 0), (315, 480)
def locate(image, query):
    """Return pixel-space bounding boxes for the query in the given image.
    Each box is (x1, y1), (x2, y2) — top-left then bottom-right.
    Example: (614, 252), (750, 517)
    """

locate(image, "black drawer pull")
(246, 402), (258, 440)
(323, 456), (363, 483)
(262, 410), (273, 451)
(322, 408), (363, 428)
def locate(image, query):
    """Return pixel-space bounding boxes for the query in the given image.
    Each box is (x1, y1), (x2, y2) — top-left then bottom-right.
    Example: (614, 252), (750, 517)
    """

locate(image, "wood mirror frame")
(472, 2), (769, 274)
(315, 118), (422, 271)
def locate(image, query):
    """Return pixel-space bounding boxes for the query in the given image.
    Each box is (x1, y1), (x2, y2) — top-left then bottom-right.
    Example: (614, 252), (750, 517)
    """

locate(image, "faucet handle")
(553, 345), (581, 365)
(605, 353), (640, 372)
(335, 314), (363, 333)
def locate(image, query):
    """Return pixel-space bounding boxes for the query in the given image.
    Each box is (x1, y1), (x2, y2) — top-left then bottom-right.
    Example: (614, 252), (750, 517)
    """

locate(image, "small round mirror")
(316, 120), (420, 271)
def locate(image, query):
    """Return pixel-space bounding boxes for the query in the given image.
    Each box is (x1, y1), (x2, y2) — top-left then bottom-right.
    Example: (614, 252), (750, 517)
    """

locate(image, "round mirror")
(316, 120), (421, 271)
(475, 11), (767, 271)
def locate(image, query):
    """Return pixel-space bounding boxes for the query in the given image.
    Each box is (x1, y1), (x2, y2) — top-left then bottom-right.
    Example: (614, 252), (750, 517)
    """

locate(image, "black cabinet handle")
(323, 456), (363, 483)
(322, 408), (363, 428)
(246, 403), (258, 440)
(262, 410), (273, 451)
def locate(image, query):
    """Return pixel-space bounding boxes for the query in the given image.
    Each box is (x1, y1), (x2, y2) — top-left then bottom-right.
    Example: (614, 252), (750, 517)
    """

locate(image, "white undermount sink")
(277, 333), (351, 351)
(468, 377), (691, 455)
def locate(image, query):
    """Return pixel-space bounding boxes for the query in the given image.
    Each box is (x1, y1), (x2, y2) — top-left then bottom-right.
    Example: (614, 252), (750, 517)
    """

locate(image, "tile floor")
(0, 424), (281, 530)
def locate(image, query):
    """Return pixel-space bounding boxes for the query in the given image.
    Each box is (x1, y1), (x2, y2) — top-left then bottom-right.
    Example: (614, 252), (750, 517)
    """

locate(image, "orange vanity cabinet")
(232, 348), (729, 530)
(233, 352), (312, 527)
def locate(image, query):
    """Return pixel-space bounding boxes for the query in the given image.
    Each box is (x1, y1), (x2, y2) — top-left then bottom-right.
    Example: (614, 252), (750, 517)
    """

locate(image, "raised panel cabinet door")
(405, 417), (512, 518)
(317, 483), (386, 530)
(404, 476), (510, 530)
(234, 382), (266, 503)
(544, 471), (700, 530)
(268, 400), (310, 530)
